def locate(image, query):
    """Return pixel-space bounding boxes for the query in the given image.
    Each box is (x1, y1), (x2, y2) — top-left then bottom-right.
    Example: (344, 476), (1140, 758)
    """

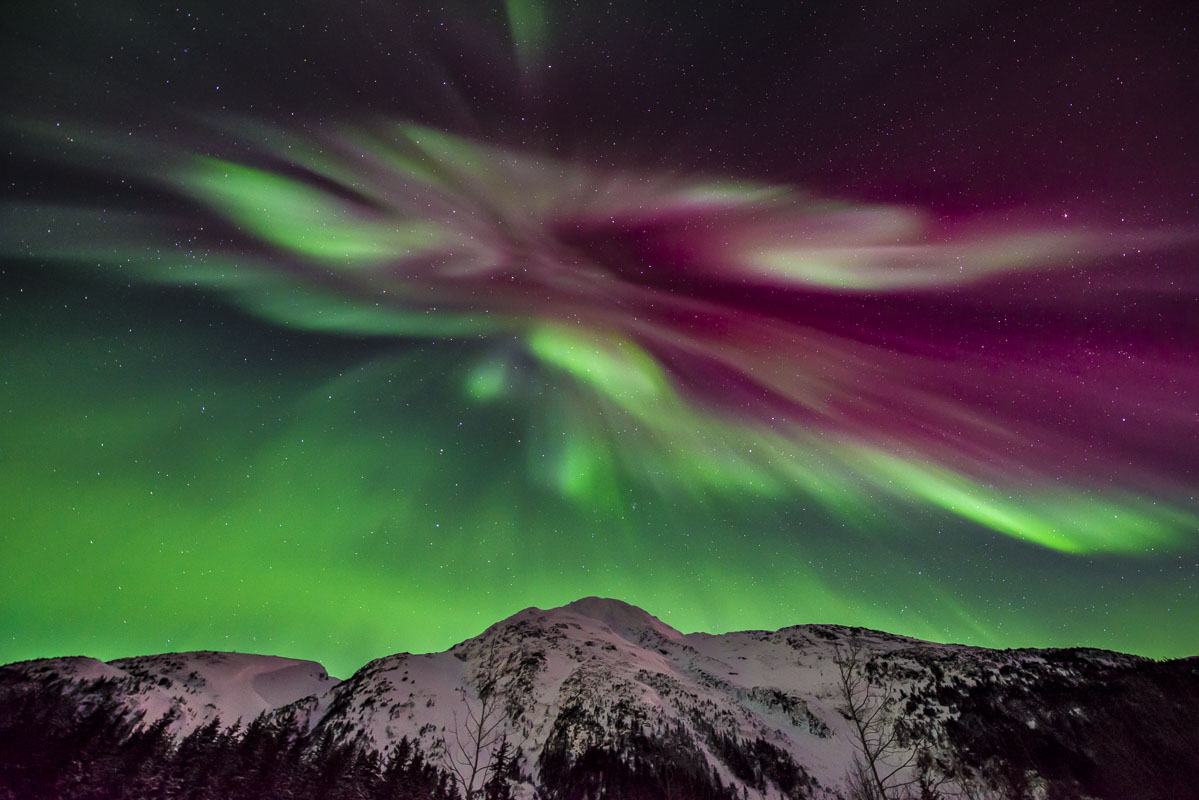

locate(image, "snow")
(3, 598), (1147, 799)
(5, 650), (338, 736)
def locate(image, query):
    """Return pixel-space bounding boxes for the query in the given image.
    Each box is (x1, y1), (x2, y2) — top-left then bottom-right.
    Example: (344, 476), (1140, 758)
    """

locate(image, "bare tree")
(443, 639), (512, 799)
(833, 640), (1013, 800)
(833, 640), (920, 800)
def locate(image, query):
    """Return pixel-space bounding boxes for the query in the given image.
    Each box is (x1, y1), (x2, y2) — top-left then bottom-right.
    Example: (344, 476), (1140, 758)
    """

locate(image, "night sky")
(2, 1), (1197, 678)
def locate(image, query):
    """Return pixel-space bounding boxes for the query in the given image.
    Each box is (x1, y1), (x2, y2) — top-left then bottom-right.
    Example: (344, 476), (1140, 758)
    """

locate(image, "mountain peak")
(7, 601), (1192, 800)
(547, 596), (684, 641)
(561, 595), (651, 617)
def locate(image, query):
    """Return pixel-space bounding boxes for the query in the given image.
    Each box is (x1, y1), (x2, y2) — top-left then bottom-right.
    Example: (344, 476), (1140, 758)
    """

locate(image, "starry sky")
(2, 0), (1197, 678)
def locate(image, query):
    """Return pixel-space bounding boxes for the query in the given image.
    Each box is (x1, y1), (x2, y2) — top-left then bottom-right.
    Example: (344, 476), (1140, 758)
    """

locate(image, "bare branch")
(833, 641), (921, 800)
(440, 637), (515, 799)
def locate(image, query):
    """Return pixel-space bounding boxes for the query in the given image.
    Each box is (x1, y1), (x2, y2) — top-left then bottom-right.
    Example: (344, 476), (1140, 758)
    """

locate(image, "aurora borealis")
(2, 1), (1197, 677)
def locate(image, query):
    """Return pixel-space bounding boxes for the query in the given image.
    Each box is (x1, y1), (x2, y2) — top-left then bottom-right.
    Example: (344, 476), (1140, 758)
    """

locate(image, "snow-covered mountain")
(0, 650), (337, 737)
(4, 597), (1198, 799)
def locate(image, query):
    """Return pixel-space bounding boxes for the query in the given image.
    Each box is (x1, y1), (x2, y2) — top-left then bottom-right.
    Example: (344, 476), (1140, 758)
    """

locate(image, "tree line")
(0, 673), (475, 800)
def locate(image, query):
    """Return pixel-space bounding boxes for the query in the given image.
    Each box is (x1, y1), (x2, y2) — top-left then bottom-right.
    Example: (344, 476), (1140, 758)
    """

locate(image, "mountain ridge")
(4, 598), (1197, 799)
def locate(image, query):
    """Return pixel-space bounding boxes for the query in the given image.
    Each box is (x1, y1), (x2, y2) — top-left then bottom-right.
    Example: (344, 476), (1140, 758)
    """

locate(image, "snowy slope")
(300, 597), (1182, 798)
(5, 597), (1192, 799)
(2, 650), (338, 736)
(302, 598), (1036, 796)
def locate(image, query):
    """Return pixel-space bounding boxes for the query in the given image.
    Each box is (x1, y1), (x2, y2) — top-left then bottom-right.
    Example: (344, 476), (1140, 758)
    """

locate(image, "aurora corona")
(10, 120), (1194, 556)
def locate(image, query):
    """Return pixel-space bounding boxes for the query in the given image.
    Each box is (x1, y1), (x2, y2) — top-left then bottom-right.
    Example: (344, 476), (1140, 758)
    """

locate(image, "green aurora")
(3, 261), (1196, 678)
(2, 0), (1197, 678)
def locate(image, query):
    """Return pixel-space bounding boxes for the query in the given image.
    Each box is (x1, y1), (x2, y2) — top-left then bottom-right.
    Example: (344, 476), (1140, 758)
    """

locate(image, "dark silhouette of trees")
(537, 706), (744, 800)
(939, 655), (1199, 800)
(6, 650), (1199, 800)
(0, 672), (461, 800)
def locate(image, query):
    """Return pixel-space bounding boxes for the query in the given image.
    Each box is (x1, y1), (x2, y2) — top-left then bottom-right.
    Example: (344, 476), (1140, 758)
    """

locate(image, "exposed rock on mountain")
(3, 598), (1198, 799)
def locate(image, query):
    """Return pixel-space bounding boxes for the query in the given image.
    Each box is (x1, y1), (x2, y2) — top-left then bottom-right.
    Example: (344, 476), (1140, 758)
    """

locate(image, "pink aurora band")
(10, 119), (1197, 554)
